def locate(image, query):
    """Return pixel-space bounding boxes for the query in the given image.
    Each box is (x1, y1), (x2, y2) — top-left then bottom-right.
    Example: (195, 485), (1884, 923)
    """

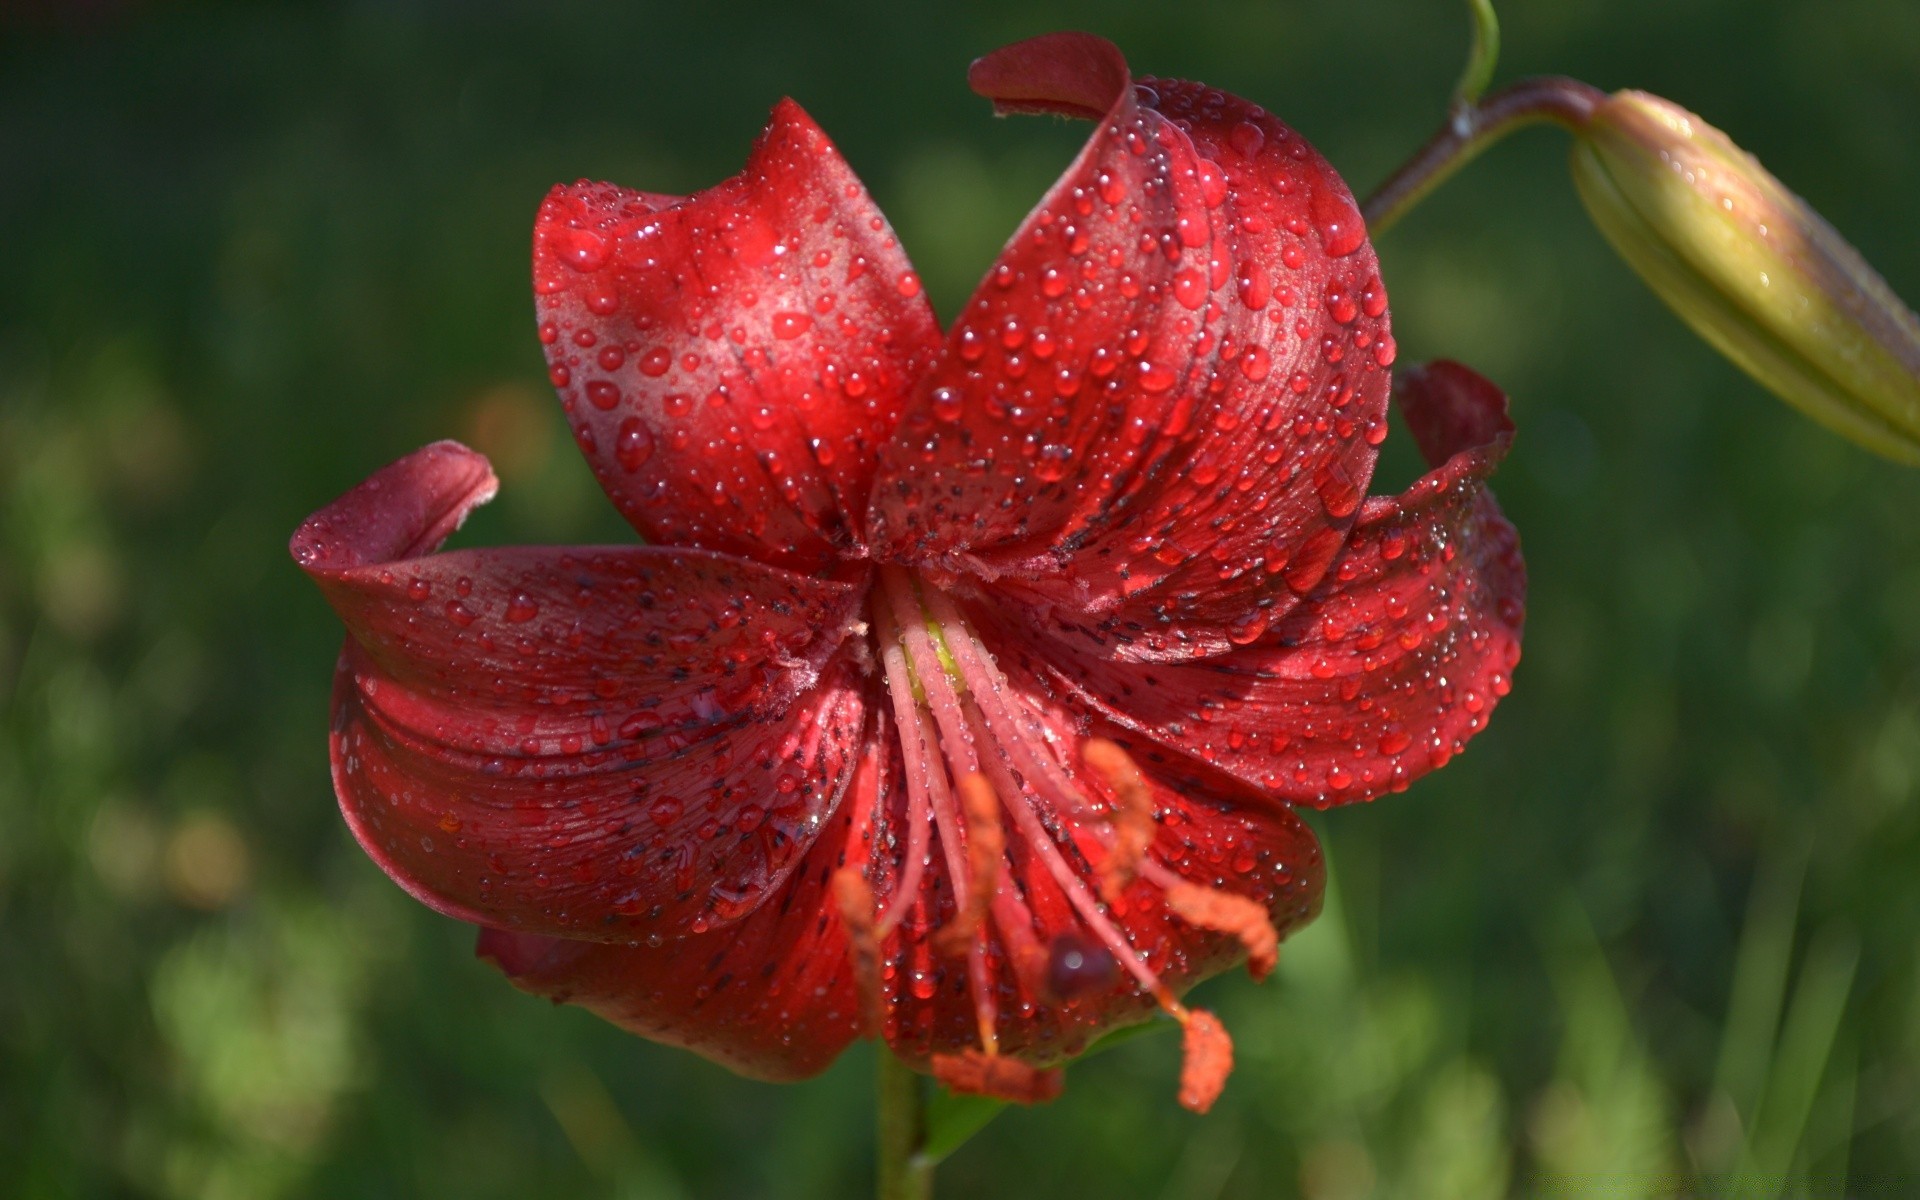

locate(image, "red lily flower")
(291, 32), (1524, 1112)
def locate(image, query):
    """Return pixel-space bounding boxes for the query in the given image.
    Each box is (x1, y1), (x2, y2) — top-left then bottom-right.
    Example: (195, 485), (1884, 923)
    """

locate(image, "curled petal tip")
(1392, 360), (1515, 470)
(1572, 90), (1920, 464)
(290, 440), (498, 574)
(967, 31), (1129, 119)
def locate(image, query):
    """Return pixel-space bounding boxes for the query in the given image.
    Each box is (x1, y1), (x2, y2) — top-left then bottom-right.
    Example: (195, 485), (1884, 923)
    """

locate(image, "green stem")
(1360, 75), (1606, 238)
(877, 1049), (933, 1200)
(1452, 0), (1502, 107)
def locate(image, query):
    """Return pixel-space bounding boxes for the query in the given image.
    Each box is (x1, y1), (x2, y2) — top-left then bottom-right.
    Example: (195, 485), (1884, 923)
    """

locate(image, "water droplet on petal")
(1139, 360), (1179, 393)
(586, 380), (621, 410)
(555, 227), (610, 272)
(931, 386), (963, 423)
(505, 593), (540, 623)
(1173, 268), (1208, 310)
(1035, 443), (1074, 482)
(615, 417), (654, 470)
(771, 311), (812, 340)
(1229, 120), (1267, 160)
(1309, 181), (1366, 257)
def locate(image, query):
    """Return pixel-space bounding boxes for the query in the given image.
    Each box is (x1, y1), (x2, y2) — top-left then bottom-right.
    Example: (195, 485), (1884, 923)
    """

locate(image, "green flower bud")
(1572, 90), (1920, 464)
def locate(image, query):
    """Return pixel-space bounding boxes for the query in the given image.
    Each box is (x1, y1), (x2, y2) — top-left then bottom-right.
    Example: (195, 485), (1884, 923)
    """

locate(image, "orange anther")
(933, 773), (1005, 956)
(1082, 738), (1155, 903)
(931, 1048), (1064, 1105)
(831, 867), (884, 1037)
(1163, 881), (1281, 981)
(1177, 1009), (1233, 1114)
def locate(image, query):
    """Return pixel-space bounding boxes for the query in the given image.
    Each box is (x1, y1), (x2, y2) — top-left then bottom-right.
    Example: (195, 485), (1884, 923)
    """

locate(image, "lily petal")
(534, 99), (942, 571)
(867, 33), (1391, 659)
(292, 442), (873, 939)
(475, 759), (875, 1082)
(992, 362), (1524, 807)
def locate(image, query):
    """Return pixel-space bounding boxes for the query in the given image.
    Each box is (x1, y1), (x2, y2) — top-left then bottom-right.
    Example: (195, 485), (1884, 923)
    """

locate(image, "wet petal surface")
(475, 753), (879, 1082)
(535, 99), (942, 571)
(294, 443), (872, 939)
(867, 33), (1391, 659)
(988, 361), (1524, 806)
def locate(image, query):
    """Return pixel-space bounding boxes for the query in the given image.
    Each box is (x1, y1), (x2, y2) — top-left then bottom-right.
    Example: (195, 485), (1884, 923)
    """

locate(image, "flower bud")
(1571, 90), (1920, 464)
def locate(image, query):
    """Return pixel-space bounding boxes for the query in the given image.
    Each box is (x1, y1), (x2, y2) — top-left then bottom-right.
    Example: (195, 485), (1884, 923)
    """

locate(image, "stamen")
(933, 773), (1004, 957)
(1080, 738), (1156, 902)
(883, 570), (1008, 1057)
(931, 1049), (1063, 1105)
(1158, 876), (1282, 981)
(868, 572), (1262, 1113)
(965, 725), (1180, 1011)
(1177, 1010), (1233, 1114)
(988, 885), (1054, 997)
(830, 868), (884, 1037)
(872, 611), (937, 936)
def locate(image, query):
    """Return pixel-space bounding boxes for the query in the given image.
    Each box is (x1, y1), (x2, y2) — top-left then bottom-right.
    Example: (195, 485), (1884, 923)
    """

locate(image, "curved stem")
(1452, 0), (1502, 106)
(877, 1049), (933, 1200)
(1361, 75), (1608, 237)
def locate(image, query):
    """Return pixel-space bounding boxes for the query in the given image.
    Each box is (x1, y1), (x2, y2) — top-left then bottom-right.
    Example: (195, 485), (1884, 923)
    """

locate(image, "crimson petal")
(292, 442), (872, 940)
(474, 755), (877, 1082)
(993, 361), (1524, 807)
(534, 99), (942, 571)
(867, 33), (1391, 659)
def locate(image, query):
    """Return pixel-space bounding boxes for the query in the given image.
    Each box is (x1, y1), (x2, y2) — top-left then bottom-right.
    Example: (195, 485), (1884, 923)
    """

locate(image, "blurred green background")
(4, 0), (1919, 1196)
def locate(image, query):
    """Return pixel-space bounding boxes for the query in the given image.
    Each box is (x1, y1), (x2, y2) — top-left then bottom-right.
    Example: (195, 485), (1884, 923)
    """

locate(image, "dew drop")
(1228, 119), (1267, 160)
(1138, 360), (1178, 393)
(1047, 933), (1120, 1000)
(1237, 259), (1271, 310)
(1360, 275), (1387, 318)
(615, 417), (655, 470)
(555, 227), (610, 272)
(1035, 443), (1073, 482)
(505, 592), (540, 623)
(1309, 182), (1367, 257)
(1196, 158), (1230, 209)
(1173, 268), (1208, 310)
(1228, 608), (1270, 644)
(931, 386), (963, 423)
(1325, 280), (1359, 324)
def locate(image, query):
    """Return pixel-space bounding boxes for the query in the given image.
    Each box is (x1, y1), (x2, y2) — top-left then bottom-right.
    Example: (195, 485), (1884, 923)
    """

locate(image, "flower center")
(830, 566), (1279, 1111)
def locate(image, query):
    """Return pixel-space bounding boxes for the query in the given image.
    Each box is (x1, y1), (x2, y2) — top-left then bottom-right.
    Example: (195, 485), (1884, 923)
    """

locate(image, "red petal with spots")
(292, 442), (873, 940)
(867, 33), (1390, 659)
(534, 99), (941, 571)
(475, 760), (875, 1082)
(991, 361), (1524, 807)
